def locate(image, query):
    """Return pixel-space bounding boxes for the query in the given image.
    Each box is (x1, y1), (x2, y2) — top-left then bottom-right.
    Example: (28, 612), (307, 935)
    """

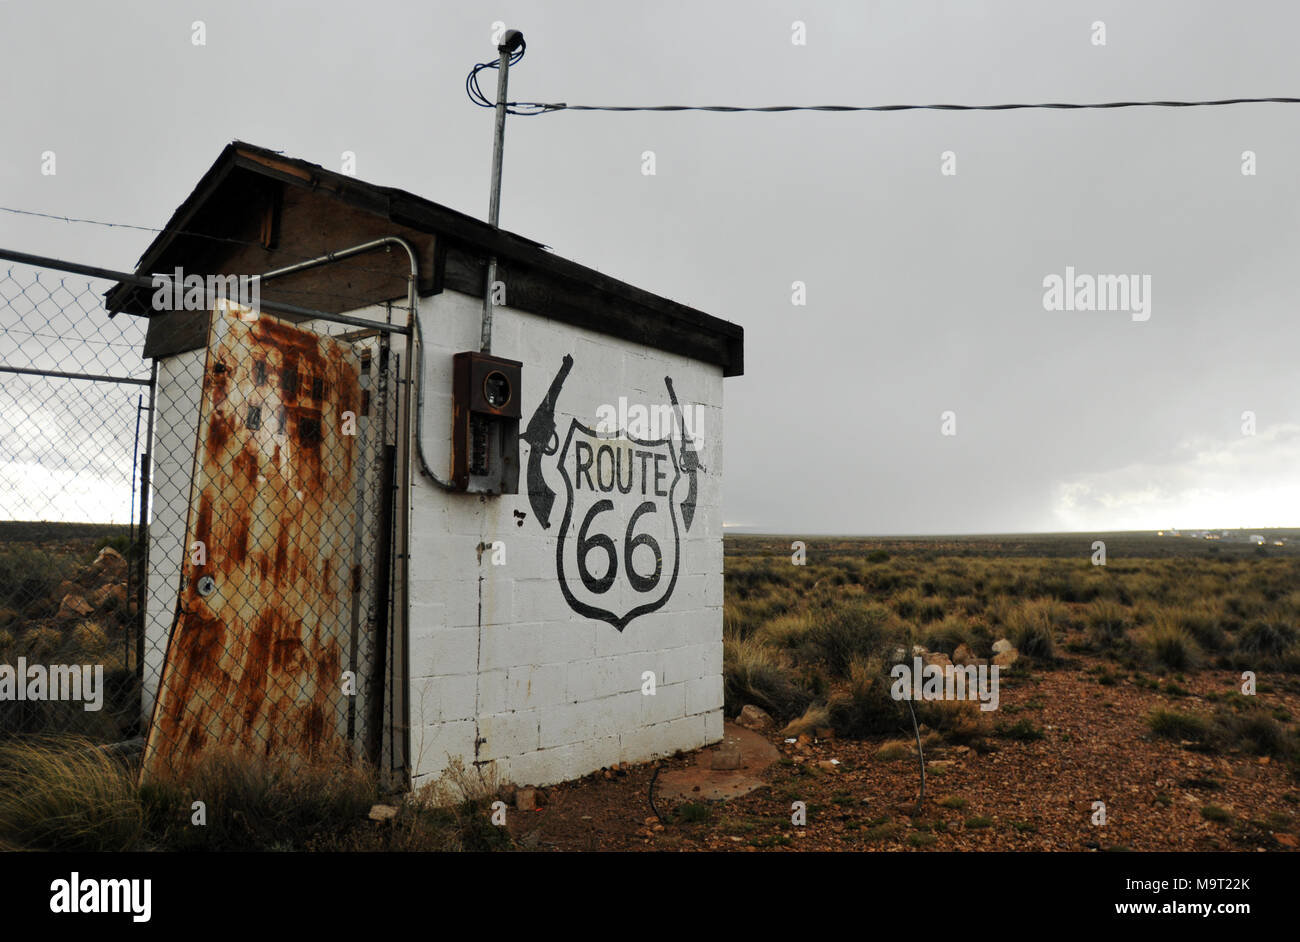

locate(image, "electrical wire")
(648, 762), (666, 825)
(471, 94), (1300, 116)
(466, 41), (554, 115)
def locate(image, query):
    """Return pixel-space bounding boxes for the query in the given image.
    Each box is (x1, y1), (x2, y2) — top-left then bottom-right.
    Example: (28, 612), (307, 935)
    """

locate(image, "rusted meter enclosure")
(452, 351), (522, 493)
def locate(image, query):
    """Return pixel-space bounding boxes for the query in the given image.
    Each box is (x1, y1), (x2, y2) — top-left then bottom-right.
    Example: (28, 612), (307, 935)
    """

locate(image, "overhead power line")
(464, 33), (1300, 114)
(475, 95), (1300, 116)
(551, 96), (1300, 113)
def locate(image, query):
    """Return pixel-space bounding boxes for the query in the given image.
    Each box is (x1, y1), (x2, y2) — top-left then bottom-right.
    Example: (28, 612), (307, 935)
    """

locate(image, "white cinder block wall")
(141, 348), (205, 720)
(408, 288), (725, 788)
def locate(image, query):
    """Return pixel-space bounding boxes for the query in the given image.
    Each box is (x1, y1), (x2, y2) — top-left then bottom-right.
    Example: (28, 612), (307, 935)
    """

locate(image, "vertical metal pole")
(481, 46), (511, 354)
(398, 337), (415, 788)
(126, 393), (143, 672)
(135, 360), (157, 690)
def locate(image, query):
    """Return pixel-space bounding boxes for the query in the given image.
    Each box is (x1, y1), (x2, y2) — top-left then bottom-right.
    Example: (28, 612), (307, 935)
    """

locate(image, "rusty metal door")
(141, 302), (389, 781)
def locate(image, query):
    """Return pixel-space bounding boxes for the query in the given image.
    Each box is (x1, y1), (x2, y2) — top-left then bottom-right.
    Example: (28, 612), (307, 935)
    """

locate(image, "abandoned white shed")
(105, 141), (743, 789)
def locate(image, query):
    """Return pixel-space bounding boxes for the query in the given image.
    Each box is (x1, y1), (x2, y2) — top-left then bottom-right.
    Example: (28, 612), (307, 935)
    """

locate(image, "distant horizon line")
(721, 525), (1300, 538)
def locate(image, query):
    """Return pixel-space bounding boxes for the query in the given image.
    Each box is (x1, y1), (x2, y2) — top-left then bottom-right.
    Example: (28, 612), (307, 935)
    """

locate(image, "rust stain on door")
(141, 303), (365, 781)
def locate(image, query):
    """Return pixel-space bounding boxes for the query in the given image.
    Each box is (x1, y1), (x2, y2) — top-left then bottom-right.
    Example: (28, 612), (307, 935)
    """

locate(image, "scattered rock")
(993, 649), (1019, 668)
(498, 784), (517, 804)
(57, 593), (93, 619)
(923, 652), (954, 670)
(91, 547), (128, 582)
(817, 760), (839, 773)
(813, 726), (835, 741)
(368, 803), (399, 822)
(992, 639), (1015, 655)
(515, 787), (537, 811)
(953, 643), (975, 665)
(92, 583), (127, 609)
(1276, 833), (1298, 848)
(94, 546), (126, 565)
(912, 644), (928, 657)
(737, 704), (775, 731)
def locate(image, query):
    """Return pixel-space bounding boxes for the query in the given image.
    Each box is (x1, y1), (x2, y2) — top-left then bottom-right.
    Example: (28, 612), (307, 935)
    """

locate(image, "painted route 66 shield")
(556, 419), (682, 630)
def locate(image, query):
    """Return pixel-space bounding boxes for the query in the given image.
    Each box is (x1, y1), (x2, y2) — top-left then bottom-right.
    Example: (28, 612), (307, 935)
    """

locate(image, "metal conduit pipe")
(260, 237), (458, 491)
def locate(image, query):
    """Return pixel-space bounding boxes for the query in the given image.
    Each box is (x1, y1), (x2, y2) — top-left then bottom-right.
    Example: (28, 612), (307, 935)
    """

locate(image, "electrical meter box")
(451, 351), (522, 493)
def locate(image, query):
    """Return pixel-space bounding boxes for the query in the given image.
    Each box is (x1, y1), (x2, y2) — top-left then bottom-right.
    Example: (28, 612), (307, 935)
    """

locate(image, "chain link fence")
(2, 261), (402, 783)
(0, 265), (151, 740)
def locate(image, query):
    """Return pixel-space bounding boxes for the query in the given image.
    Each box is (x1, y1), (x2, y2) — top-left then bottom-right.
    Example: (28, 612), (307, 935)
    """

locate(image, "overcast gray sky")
(2, 0), (1298, 534)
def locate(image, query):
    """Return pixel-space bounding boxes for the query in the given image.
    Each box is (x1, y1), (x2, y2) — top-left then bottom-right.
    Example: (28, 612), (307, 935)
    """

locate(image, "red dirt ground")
(506, 660), (1300, 852)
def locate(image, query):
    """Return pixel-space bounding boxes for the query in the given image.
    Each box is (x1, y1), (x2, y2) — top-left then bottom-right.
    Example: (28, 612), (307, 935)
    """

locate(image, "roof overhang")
(105, 142), (743, 376)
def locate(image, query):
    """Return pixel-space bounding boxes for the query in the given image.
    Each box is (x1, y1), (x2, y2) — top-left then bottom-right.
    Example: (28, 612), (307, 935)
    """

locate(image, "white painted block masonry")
(404, 288), (725, 787)
(141, 349), (204, 720)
